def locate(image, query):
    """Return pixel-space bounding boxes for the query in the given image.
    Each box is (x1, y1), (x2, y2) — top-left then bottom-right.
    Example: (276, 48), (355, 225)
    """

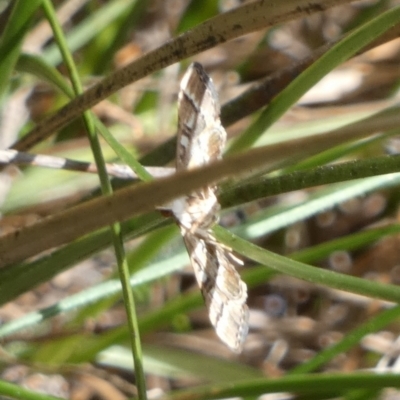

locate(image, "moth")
(0, 62), (249, 352)
(170, 63), (249, 352)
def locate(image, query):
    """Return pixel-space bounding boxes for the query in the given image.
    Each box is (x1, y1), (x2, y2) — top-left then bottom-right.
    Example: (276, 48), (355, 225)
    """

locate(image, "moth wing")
(176, 62), (227, 170)
(174, 62), (249, 352)
(183, 233), (249, 353)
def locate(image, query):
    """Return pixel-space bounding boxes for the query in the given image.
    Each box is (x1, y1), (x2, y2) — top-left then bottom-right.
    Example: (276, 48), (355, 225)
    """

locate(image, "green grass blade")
(216, 226), (400, 304)
(98, 344), (262, 382)
(159, 373), (400, 399)
(236, 174), (400, 240)
(291, 305), (400, 374)
(0, 0), (43, 99)
(0, 250), (188, 339)
(228, 5), (400, 152)
(17, 52), (152, 181)
(42, 0), (132, 66)
(0, 379), (62, 400)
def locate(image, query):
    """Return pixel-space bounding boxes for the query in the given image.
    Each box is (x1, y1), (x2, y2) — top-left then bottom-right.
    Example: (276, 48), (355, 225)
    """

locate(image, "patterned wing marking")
(172, 62), (249, 352)
(182, 232), (249, 352)
(176, 62), (226, 170)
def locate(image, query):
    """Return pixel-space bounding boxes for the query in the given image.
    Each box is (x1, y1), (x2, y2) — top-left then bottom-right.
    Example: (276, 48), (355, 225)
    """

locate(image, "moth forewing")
(176, 63), (226, 170)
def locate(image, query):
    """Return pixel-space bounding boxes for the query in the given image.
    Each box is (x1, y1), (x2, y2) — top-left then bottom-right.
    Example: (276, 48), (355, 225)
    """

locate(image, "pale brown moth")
(0, 63), (249, 351)
(170, 63), (249, 352)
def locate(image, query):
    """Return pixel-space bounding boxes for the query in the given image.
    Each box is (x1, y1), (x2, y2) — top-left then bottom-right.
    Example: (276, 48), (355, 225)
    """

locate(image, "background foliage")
(1, 0), (400, 399)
